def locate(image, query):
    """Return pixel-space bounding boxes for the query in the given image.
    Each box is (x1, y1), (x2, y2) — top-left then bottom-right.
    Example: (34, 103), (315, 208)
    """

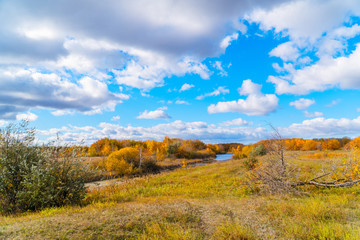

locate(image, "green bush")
(0, 122), (90, 213)
(250, 144), (266, 156)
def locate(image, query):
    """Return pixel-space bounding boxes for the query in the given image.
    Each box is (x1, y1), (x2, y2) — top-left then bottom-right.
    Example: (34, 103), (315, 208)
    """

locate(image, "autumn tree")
(322, 139), (341, 150)
(301, 139), (319, 151)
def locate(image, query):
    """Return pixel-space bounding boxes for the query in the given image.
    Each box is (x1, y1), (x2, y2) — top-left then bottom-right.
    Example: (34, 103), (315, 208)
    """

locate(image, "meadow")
(0, 149), (359, 239)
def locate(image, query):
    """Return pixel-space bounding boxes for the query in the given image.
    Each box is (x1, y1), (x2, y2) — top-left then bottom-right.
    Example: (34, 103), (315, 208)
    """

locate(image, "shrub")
(243, 154), (258, 170)
(0, 122), (90, 213)
(141, 159), (161, 173)
(105, 147), (140, 175)
(251, 144), (266, 156)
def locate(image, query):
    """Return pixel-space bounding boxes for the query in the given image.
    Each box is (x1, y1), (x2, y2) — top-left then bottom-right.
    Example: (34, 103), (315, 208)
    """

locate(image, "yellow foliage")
(181, 160), (187, 168)
(105, 147), (139, 175)
(350, 137), (360, 149)
(301, 139), (319, 151)
(304, 152), (348, 159)
(241, 145), (254, 157)
(322, 139), (341, 151)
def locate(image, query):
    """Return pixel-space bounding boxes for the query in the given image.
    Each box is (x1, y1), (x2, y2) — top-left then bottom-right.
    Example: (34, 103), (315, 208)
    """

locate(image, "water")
(215, 153), (233, 161)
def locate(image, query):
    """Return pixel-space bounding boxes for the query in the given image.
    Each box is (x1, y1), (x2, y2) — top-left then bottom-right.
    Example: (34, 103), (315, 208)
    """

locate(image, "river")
(214, 153), (233, 161)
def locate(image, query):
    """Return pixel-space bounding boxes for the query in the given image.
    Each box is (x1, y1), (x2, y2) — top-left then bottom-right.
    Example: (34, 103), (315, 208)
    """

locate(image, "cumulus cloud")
(268, 44), (360, 94)
(137, 107), (171, 120)
(196, 86), (229, 100)
(37, 120), (268, 144)
(111, 115), (120, 121)
(289, 98), (315, 110)
(280, 116), (360, 138)
(248, 0), (360, 96)
(37, 115), (360, 145)
(269, 41), (300, 62)
(16, 112), (38, 121)
(34, 111), (360, 145)
(220, 33), (239, 49)
(179, 83), (194, 92)
(208, 80), (278, 116)
(247, 0), (360, 42)
(304, 111), (323, 118)
(0, 69), (128, 119)
(51, 110), (75, 116)
(219, 118), (250, 126)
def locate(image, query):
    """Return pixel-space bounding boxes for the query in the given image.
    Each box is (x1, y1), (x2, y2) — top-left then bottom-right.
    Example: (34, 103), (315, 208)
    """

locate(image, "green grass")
(1, 153), (360, 239)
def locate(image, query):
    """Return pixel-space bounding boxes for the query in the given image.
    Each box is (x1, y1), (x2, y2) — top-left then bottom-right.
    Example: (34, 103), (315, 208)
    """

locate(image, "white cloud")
(111, 115), (120, 121)
(269, 41), (300, 62)
(37, 120), (268, 145)
(141, 92), (151, 97)
(16, 112), (38, 121)
(137, 107), (171, 120)
(213, 61), (228, 76)
(179, 83), (194, 92)
(219, 118), (250, 126)
(0, 69), (129, 119)
(331, 24), (360, 39)
(280, 116), (360, 138)
(175, 100), (190, 105)
(269, 44), (360, 94)
(208, 80), (278, 116)
(51, 110), (75, 116)
(304, 111), (323, 118)
(247, 0), (360, 96)
(247, 0), (359, 42)
(220, 32), (239, 49)
(113, 56), (211, 90)
(36, 115), (360, 145)
(196, 86), (229, 100)
(289, 98), (315, 110)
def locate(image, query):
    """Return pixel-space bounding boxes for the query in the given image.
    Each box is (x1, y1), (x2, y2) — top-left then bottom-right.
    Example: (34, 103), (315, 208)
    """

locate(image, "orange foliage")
(322, 139), (341, 151)
(89, 138), (123, 156)
(301, 139), (319, 151)
(350, 137), (360, 149)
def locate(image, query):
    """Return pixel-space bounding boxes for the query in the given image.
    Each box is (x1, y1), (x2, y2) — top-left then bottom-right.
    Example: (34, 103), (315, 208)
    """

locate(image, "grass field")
(0, 151), (359, 239)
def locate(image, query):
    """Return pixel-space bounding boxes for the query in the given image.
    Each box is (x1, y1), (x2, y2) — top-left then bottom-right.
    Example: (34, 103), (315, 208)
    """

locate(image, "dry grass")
(1, 152), (360, 239)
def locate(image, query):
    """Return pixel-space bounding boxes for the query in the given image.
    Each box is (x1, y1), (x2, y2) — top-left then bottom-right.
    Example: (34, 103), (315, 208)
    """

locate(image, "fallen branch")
(292, 179), (360, 188)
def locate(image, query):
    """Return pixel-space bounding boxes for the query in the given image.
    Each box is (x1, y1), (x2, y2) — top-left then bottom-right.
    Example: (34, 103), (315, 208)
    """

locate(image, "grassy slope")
(1, 152), (360, 239)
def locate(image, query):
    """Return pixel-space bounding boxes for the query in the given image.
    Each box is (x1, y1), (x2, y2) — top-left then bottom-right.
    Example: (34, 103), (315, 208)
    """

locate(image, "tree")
(301, 139), (318, 151)
(322, 139), (341, 150)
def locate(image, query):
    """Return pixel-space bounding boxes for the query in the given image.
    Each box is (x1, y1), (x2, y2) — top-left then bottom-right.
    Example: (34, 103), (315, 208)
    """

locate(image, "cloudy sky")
(1, 0), (360, 144)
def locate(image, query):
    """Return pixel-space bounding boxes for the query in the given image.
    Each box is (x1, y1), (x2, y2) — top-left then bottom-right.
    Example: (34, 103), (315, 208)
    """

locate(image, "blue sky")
(1, 0), (360, 144)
